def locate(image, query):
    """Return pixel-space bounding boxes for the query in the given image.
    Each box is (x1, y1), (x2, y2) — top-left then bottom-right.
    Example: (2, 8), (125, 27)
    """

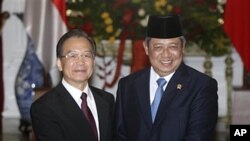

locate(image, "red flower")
(209, 3), (217, 12)
(122, 8), (135, 26)
(67, 24), (77, 30)
(195, 0), (205, 5)
(113, 0), (129, 8)
(81, 21), (94, 36)
(173, 6), (182, 15)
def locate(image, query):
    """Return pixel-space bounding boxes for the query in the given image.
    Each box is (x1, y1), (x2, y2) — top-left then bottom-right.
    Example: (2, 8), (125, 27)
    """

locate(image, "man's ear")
(182, 44), (186, 53)
(143, 41), (149, 55)
(56, 58), (63, 71)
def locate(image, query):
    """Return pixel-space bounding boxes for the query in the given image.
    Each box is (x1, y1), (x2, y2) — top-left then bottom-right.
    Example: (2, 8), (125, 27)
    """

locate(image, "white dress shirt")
(149, 67), (175, 104)
(62, 78), (100, 140)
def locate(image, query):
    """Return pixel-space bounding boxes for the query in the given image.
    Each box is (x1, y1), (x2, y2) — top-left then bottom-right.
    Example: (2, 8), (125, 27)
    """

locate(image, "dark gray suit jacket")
(31, 82), (114, 141)
(115, 63), (218, 141)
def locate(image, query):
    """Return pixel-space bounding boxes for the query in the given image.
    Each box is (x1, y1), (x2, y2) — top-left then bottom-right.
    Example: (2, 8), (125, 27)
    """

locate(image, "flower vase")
(130, 39), (150, 73)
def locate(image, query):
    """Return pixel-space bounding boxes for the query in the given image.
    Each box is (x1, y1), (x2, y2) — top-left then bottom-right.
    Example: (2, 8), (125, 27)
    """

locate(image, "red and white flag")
(24, 0), (68, 85)
(223, 0), (250, 73)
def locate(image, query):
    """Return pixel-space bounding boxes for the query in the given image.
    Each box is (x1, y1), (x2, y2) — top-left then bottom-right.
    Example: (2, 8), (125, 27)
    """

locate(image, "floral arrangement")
(67, 1), (119, 43)
(66, 0), (230, 56)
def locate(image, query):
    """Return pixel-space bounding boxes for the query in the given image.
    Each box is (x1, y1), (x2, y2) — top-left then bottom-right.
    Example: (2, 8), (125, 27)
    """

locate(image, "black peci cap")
(146, 15), (183, 38)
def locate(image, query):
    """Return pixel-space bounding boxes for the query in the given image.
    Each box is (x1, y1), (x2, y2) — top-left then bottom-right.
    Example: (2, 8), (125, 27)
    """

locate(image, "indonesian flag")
(24, 0), (68, 85)
(223, 0), (250, 73)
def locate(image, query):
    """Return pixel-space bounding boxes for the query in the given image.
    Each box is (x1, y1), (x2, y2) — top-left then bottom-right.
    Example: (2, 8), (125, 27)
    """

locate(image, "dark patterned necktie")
(81, 93), (98, 140)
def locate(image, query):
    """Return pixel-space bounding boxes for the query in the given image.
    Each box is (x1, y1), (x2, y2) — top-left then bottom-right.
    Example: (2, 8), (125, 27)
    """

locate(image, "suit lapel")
(135, 68), (152, 128)
(154, 63), (190, 126)
(91, 88), (110, 141)
(55, 83), (95, 136)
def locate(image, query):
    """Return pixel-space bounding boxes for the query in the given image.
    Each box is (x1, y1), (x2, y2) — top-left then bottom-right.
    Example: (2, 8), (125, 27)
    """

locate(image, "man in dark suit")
(115, 15), (218, 141)
(31, 29), (115, 141)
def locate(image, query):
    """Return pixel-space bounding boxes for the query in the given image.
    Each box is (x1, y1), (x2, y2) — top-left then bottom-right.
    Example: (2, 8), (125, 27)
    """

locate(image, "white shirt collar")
(149, 67), (175, 104)
(61, 78), (93, 106)
(150, 66), (175, 87)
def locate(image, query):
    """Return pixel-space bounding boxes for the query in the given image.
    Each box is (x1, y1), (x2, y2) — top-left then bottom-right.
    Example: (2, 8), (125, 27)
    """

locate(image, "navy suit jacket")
(115, 63), (218, 141)
(31, 82), (115, 141)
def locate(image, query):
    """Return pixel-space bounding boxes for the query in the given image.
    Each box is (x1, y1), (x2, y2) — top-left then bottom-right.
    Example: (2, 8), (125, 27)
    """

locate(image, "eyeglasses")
(60, 52), (94, 60)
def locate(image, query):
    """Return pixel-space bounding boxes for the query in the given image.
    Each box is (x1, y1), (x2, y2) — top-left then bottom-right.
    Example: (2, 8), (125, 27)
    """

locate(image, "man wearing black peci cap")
(115, 15), (218, 141)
